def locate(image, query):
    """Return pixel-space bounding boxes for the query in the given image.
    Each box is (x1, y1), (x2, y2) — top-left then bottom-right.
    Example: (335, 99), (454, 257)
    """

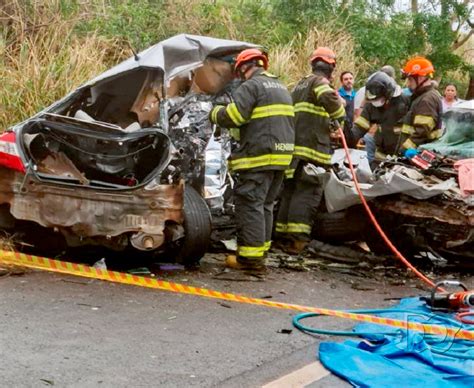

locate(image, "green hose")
(292, 309), (474, 359)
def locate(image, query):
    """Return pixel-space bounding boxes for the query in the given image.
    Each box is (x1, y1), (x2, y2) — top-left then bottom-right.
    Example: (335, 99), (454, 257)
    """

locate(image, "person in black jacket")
(399, 56), (442, 151)
(348, 71), (410, 167)
(210, 49), (294, 271)
(275, 47), (345, 253)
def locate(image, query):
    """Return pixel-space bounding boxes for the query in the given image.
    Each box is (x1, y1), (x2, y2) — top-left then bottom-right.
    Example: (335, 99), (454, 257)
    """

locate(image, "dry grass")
(269, 27), (370, 89)
(0, 0), (126, 130)
(1, 2), (366, 131)
(0, 231), (15, 251)
(0, 231), (17, 274)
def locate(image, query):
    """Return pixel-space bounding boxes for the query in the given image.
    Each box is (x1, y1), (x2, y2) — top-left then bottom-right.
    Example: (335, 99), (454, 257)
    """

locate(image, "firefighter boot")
(285, 240), (309, 255)
(225, 255), (267, 273)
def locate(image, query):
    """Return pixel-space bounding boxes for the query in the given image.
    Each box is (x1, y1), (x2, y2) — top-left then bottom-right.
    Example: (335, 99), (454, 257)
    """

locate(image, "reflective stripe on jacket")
(210, 69), (295, 171)
(400, 83), (442, 150)
(291, 73), (345, 166)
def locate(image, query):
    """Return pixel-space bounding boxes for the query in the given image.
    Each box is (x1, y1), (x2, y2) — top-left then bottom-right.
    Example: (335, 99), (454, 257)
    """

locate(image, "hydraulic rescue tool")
(422, 280), (474, 311)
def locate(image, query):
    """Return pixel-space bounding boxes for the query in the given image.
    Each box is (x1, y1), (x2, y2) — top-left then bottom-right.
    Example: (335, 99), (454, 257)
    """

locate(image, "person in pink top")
(441, 83), (460, 112)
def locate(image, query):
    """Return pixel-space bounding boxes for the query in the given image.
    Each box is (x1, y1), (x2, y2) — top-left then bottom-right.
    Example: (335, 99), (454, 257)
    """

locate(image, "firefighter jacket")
(400, 83), (442, 150)
(350, 94), (410, 159)
(209, 69), (294, 172)
(291, 73), (345, 167)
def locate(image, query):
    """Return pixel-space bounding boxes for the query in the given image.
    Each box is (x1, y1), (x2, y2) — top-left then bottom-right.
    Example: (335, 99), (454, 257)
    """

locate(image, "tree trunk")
(411, 0), (418, 14)
(466, 74), (474, 100)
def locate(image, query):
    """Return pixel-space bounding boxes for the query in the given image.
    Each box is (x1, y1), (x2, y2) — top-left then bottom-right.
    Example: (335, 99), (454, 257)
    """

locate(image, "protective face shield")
(370, 98), (386, 107)
(365, 71), (396, 102)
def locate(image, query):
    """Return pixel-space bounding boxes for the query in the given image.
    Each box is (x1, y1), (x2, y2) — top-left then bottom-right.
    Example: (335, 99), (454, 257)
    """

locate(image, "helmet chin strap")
(414, 76), (429, 92)
(236, 62), (256, 80)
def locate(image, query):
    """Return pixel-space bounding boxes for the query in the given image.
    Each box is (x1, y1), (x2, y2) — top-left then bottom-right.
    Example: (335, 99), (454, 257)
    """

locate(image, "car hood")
(85, 34), (258, 86)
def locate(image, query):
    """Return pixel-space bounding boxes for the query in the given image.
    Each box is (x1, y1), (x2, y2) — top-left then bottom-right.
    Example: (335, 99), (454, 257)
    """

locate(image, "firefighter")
(347, 71), (410, 166)
(399, 56), (442, 152)
(275, 47), (345, 253)
(209, 48), (294, 271)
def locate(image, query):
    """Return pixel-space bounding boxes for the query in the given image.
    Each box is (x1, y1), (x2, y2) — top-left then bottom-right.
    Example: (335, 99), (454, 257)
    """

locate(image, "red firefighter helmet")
(310, 47), (336, 65)
(234, 48), (269, 70)
(402, 56), (434, 78)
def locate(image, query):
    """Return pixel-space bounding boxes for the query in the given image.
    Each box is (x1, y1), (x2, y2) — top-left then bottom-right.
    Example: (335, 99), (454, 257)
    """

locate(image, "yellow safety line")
(0, 249), (472, 342)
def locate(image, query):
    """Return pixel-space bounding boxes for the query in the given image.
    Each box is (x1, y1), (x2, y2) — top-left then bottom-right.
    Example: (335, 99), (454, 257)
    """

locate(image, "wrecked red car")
(0, 34), (256, 264)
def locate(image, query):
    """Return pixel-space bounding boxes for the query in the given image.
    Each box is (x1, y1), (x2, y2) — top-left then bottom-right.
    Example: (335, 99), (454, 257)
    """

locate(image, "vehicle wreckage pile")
(0, 34), (472, 268)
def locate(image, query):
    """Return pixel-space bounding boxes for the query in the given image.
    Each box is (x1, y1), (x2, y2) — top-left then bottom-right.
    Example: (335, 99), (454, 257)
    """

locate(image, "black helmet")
(365, 71), (396, 101)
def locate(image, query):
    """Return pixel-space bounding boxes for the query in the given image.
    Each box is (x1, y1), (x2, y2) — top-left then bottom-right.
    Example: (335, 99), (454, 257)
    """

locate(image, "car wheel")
(176, 186), (212, 265)
(312, 205), (368, 243)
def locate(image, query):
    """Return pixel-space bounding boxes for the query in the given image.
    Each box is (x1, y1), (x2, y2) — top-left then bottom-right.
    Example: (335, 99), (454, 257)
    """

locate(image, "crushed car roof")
(86, 34), (259, 86)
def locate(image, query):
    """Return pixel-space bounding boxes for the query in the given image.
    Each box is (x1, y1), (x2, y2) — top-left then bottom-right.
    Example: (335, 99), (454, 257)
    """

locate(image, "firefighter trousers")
(275, 161), (325, 242)
(234, 170), (284, 264)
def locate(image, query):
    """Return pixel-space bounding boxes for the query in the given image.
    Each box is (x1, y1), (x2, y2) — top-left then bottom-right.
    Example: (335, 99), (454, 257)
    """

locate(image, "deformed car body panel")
(373, 196), (473, 227)
(320, 102), (474, 261)
(0, 167), (183, 250)
(85, 34), (258, 87)
(0, 34), (258, 258)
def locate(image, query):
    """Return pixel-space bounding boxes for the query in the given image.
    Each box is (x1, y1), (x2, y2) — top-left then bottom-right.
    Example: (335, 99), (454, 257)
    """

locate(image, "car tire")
(176, 186), (212, 265)
(312, 205), (368, 243)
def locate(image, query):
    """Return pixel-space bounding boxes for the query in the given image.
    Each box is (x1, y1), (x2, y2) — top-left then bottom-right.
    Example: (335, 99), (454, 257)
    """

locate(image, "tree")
(409, 1), (473, 93)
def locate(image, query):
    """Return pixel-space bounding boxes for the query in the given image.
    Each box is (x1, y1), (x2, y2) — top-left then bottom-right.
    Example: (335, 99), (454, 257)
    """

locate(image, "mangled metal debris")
(317, 101), (474, 263)
(0, 34), (256, 264)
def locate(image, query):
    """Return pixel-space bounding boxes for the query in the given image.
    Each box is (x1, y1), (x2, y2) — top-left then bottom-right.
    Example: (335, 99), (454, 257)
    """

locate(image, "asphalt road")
(1, 253), (471, 387)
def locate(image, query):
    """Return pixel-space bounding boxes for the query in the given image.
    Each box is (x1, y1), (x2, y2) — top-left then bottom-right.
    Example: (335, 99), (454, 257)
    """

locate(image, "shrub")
(0, 0), (126, 129)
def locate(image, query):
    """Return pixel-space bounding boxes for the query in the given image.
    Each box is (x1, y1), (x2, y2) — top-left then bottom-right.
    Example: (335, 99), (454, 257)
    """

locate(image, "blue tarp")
(319, 298), (474, 388)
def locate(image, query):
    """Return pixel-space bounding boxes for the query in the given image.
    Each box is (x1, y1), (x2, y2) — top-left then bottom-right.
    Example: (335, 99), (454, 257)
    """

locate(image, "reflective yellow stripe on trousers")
(275, 222), (311, 234)
(263, 241), (271, 252)
(229, 154), (292, 171)
(238, 245), (266, 258)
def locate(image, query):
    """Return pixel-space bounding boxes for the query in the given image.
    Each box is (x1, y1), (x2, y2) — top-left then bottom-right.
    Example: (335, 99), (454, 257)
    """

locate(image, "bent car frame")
(0, 34), (257, 264)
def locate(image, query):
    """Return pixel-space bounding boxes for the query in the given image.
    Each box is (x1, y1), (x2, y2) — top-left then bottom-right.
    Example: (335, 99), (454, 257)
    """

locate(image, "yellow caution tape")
(1, 249), (472, 342)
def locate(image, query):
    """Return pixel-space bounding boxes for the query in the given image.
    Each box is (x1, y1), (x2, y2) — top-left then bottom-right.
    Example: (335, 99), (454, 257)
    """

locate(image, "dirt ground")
(1, 250), (472, 387)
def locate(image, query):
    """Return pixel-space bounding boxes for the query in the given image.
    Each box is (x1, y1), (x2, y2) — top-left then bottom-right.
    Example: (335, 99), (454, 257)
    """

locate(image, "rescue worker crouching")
(209, 48), (295, 271)
(275, 47), (345, 254)
(399, 56), (442, 154)
(347, 71), (410, 168)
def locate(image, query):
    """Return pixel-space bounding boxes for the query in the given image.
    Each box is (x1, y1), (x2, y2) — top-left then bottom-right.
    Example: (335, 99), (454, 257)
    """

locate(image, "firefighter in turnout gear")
(347, 71), (410, 166)
(400, 56), (442, 152)
(209, 48), (295, 271)
(275, 47), (345, 253)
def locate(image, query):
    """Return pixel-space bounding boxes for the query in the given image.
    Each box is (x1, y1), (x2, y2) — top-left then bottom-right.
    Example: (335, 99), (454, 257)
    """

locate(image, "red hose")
(456, 312), (474, 325)
(338, 128), (440, 290)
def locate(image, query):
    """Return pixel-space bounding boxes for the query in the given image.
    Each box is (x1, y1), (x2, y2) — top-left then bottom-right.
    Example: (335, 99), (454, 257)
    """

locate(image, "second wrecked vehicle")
(314, 100), (474, 263)
(0, 34), (256, 264)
